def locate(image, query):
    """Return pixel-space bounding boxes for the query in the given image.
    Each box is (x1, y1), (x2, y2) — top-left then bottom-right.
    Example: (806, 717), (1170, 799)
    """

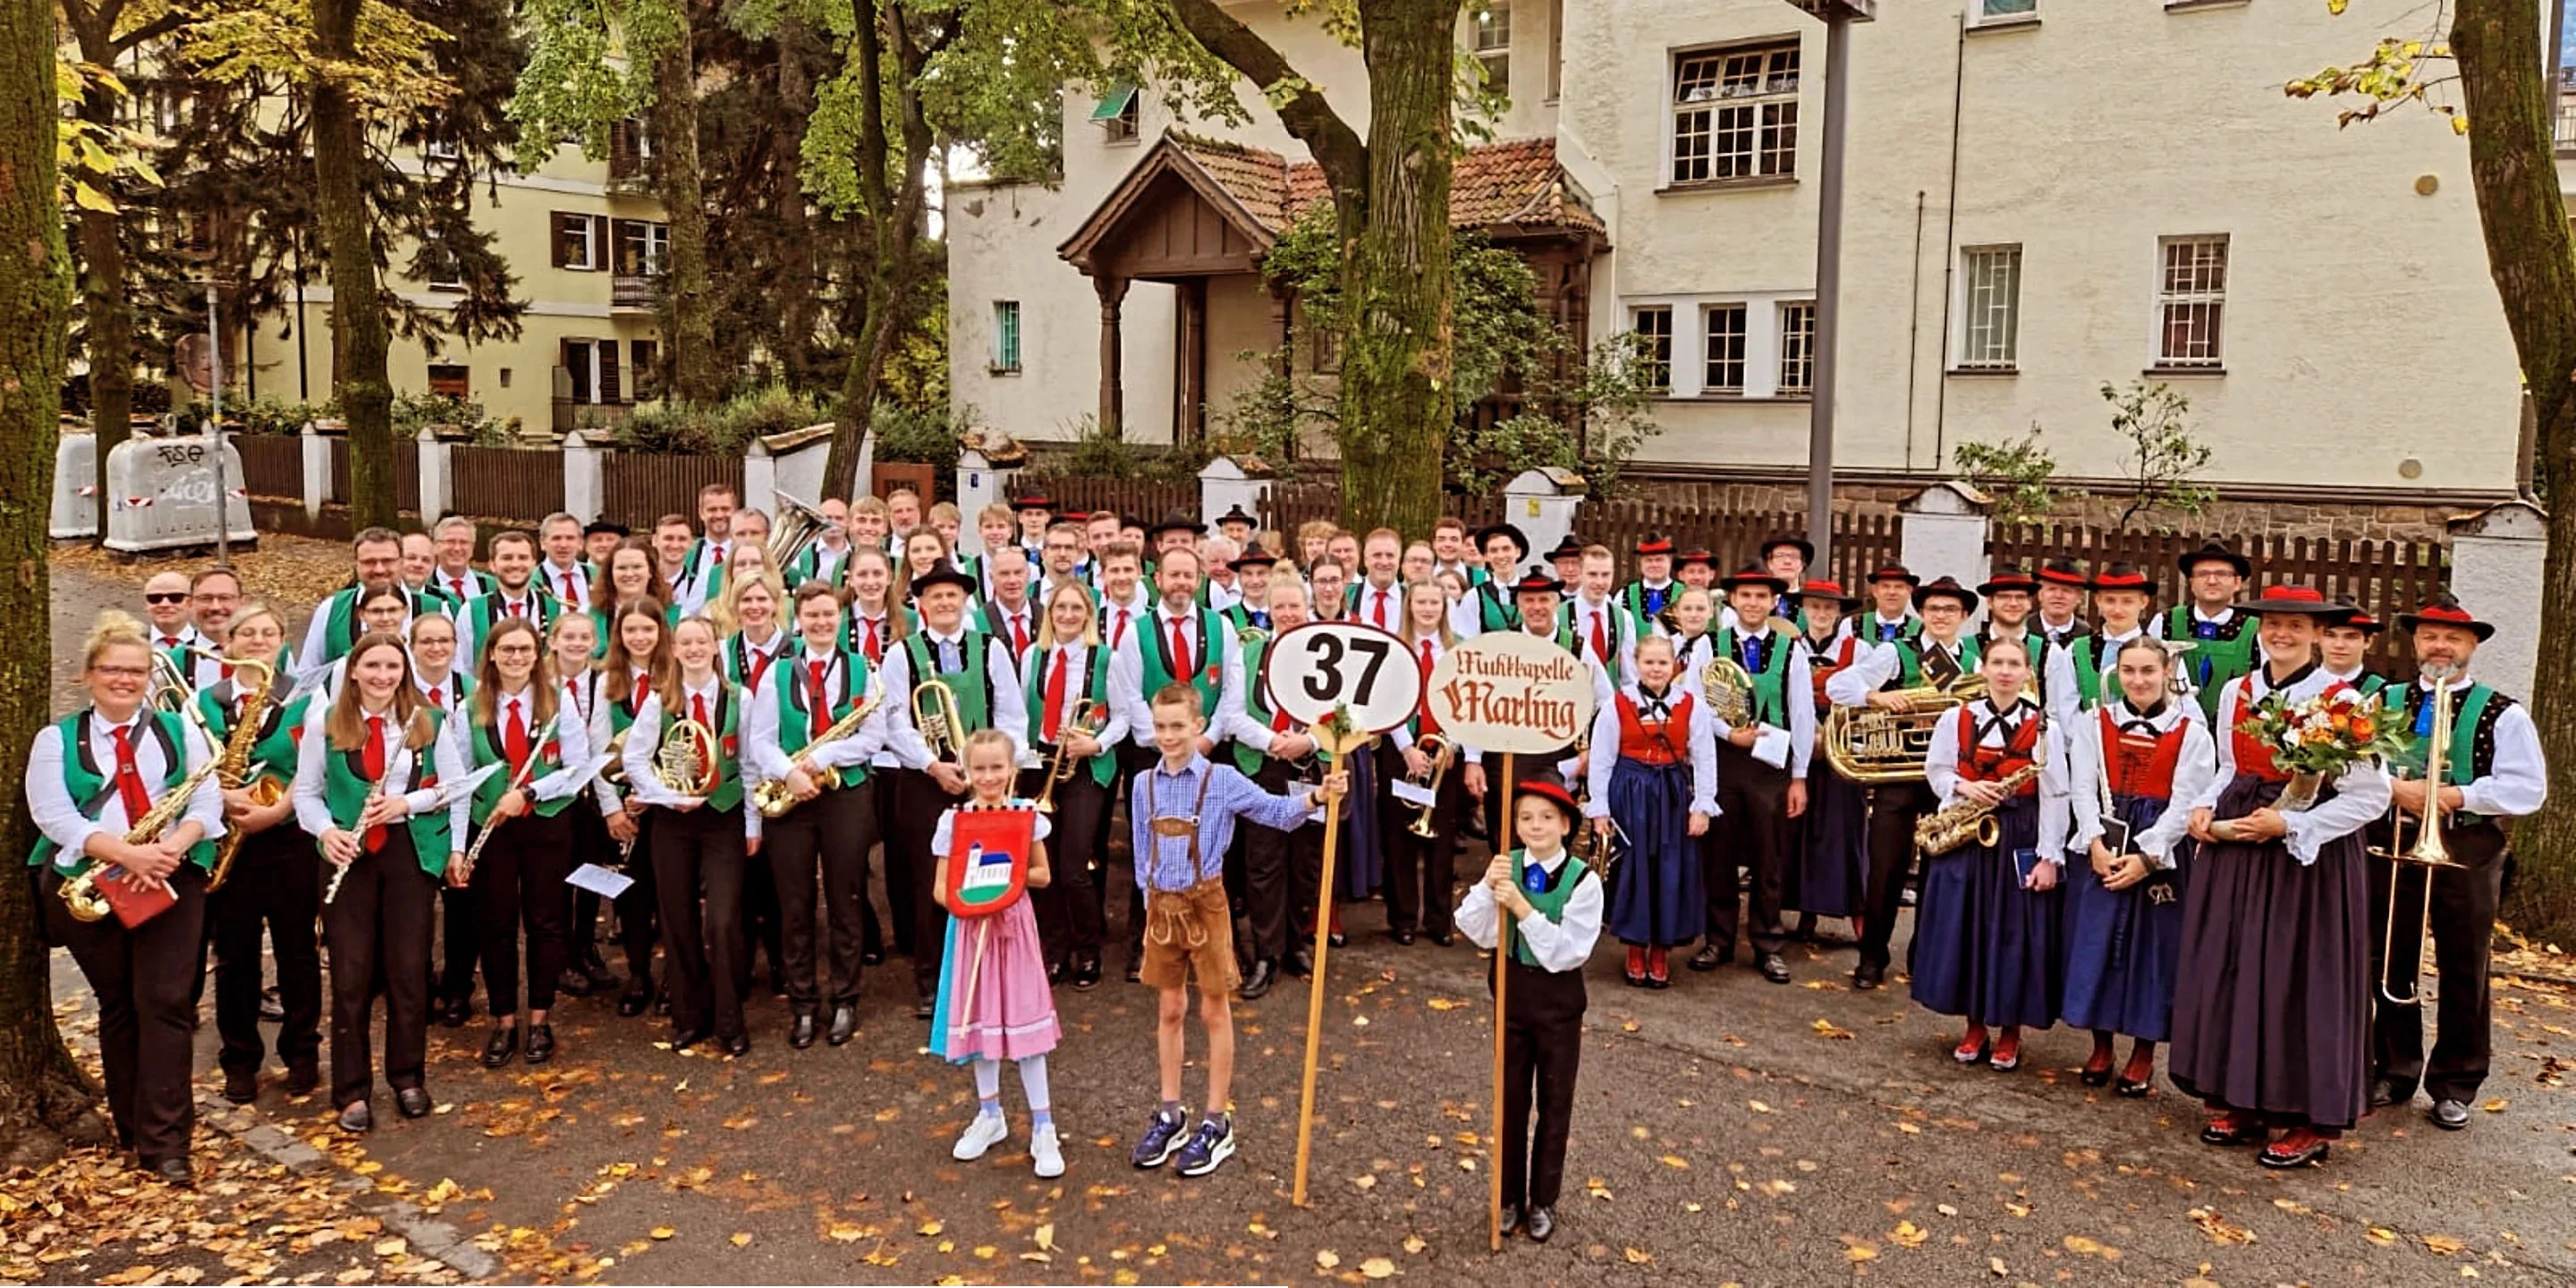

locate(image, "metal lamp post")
(1785, 0), (1873, 578)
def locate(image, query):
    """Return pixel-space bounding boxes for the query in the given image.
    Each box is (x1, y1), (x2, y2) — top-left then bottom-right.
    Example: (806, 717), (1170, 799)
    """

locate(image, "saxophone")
(751, 677), (886, 818)
(204, 655), (280, 892)
(61, 726), (230, 922)
(1914, 741), (2048, 857)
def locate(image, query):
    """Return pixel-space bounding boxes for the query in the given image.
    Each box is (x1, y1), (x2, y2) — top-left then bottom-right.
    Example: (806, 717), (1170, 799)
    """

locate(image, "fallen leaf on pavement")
(730, 1233), (753, 1248)
(2188, 1208), (2257, 1246)
(1317, 1250), (1341, 1269)
(2423, 1234), (2467, 1256)
(1360, 1256), (1397, 1278)
(1890, 1221), (1927, 1249)
(649, 1227), (674, 1241)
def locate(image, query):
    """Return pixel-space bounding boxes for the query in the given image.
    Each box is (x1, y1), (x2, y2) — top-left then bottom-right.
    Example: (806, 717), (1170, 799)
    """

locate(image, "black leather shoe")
(790, 1013), (818, 1049)
(720, 1033), (750, 1057)
(482, 1025), (519, 1068)
(437, 996), (470, 1029)
(2431, 1098), (2472, 1131)
(148, 1156), (194, 1188)
(653, 988), (672, 1017)
(1758, 953), (1792, 984)
(1497, 1204), (1521, 1237)
(1072, 959), (1103, 991)
(223, 1068), (258, 1106)
(258, 987), (285, 1023)
(2368, 1078), (2402, 1109)
(1285, 947), (1315, 978)
(1427, 929), (1455, 948)
(617, 978), (652, 1018)
(911, 997), (936, 1021)
(2115, 1073), (2154, 1098)
(1389, 928), (1416, 946)
(1327, 931), (1346, 949)
(338, 1101), (373, 1133)
(1852, 963), (1885, 991)
(284, 1057), (320, 1097)
(394, 1087), (432, 1119)
(672, 1026), (712, 1052)
(827, 1005), (859, 1046)
(1689, 945), (1727, 972)
(1046, 961), (1066, 987)
(556, 966), (595, 998)
(1524, 1206), (1555, 1242)
(1239, 960), (1276, 1001)
(525, 1023), (555, 1065)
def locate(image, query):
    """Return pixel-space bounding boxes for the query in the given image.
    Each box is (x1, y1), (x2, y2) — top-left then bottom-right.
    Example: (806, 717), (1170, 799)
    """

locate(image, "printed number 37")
(1301, 633), (1390, 705)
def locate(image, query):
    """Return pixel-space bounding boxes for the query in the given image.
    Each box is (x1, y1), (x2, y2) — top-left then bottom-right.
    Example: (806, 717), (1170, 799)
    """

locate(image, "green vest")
(724, 631), (787, 690)
(465, 589), (557, 653)
(1617, 581), (1675, 645)
(27, 711), (219, 872)
(1713, 624), (1794, 729)
(1024, 643), (1115, 787)
(468, 696), (575, 826)
(1474, 584), (1520, 633)
(676, 538), (728, 605)
(1508, 850), (1593, 970)
(902, 631), (996, 733)
(2379, 682), (2501, 787)
(2070, 635), (2105, 710)
(1140, 609), (1227, 715)
(1233, 636), (1353, 777)
(318, 586), (445, 665)
(788, 543), (852, 589)
(776, 647), (877, 789)
(195, 685), (311, 790)
(319, 707), (455, 874)
(2167, 606), (2258, 724)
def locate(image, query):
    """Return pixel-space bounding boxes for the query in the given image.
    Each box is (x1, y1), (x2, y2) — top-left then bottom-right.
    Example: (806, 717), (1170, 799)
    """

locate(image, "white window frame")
(1776, 301), (1818, 395)
(1668, 39), (1801, 188)
(557, 213), (599, 271)
(2153, 234), (2228, 370)
(991, 300), (1022, 374)
(1701, 303), (1749, 395)
(1955, 244), (2021, 370)
(1630, 305), (1672, 394)
(1973, 0), (2038, 24)
(423, 231), (464, 292)
(1472, 4), (1511, 94)
(623, 220), (670, 277)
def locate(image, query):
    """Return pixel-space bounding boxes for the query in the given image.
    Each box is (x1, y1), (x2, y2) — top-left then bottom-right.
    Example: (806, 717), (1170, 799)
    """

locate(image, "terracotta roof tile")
(1168, 135), (1292, 231)
(1179, 134), (1599, 235)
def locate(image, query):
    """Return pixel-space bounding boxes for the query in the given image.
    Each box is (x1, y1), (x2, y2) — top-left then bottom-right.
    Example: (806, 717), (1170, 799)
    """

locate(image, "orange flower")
(2351, 716), (2377, 741)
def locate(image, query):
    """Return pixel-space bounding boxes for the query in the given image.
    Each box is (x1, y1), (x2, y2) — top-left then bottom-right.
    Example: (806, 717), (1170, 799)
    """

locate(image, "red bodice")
(1957, 705), (2043, 796)
(2098, 708), (2188, 801)
(1615, 690), (1694, 766)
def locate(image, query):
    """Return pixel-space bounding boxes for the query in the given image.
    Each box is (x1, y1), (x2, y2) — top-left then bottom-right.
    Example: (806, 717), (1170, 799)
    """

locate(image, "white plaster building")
(949, 0), (2527, 502)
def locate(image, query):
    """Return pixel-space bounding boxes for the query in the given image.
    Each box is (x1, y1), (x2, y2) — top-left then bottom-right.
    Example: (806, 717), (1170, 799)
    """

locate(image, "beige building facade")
(950, 0), (2527, 500)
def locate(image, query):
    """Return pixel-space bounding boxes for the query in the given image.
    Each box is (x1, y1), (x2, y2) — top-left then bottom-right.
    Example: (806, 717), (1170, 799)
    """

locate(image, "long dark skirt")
(1789, 760), (1868, 919)
(2060, 793), (2186, 1041)
(1910, 792), (2061, 1029)
(1605, 757), (1701, 947)
(2169, 774), (2371, 1130)
(1333, 740), (1384, 901)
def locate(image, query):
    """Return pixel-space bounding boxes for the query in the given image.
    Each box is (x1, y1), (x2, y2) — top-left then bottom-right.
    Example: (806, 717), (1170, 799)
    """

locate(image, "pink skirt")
(928, 897), (1061, 1063)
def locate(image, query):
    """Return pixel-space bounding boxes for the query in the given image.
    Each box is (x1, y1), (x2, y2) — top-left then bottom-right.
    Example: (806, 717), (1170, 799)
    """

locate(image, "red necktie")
(158, 635), (180, 650)
(108, 724), (153, 825)
(504, 697), (530, 773)
(1044, 648), (1069, 741)
(1589, 609), (1607, 665)
(1168, 617), (1191, 681)
(863, 618), (884, 664)
(808, 659), (829, 708)
(1114, 608), (1131, 649)
(691, 691), (710, 731)
(450, 576), (468, 600)
(428, 682), (445, 710)
(631, 674), (650, 708)
(218, 663), (233, 682)
(1271, 705), (1293, 733)
(1372, 589), (1388, 629)
(1013, 613), (1030, 657)
(504, 597), (524, 621)
(559, 571), (577, 601)
(744, 646), (770, 693)
(1419, 640), (1441, 734)
(360, 716), (387, 852)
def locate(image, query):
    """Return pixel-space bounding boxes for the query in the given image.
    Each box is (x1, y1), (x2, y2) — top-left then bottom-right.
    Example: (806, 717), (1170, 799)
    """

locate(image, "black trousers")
(1241, 761), (1315, 965)
(469, 810), (573, 1018)
(321, 833), (436, 1109)
(885, 767), (961, 998)
(1500, 963), (1586, 1211)
(211, 826), (320, 1078)
(1383, 750), (1465, 937)
(650, 804), (750, 1040)
(2370, 824), (2507, 1101)
(1856, 783), (1936, 974)
(739, 835), (786, 997)
(613, 806), (661, 986)
(765, 779), (879, 1011)
(40, 863), (208, 1164)
(1021, 767), (1106, 969)
(1113, 742), (1157, 961)
(861, 761), (897, 959)
(435, 882), (479, 1007)
(564, 797), (611, 970)
(1707, 744), (1792, 960)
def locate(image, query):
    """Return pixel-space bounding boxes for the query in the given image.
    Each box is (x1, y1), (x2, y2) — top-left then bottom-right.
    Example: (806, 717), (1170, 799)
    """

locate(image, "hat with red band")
(2038, 558), (2090, 589)
(1867, 563), (1922, 588)
(1511, 780), (1582, 826)
(2394, 593), (2495, 641)
(1634, 534), (1675, 557)
(2089, 562), (2156, 595)
(1792, 579), (1862, 606)
(2230, 582), (2356, 620)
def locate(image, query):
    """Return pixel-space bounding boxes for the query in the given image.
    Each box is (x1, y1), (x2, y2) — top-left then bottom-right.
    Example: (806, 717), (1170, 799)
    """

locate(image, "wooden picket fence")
(452, 445), (568, 524)
(1017, 472), (1199, 525)
(234, 435), (301, 499)
(319, 436), (419, 512)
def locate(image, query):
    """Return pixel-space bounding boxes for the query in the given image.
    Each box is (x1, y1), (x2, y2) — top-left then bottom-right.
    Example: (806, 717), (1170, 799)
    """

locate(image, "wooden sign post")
(1422, 631), (1597, 1251)
(1262, 621), (1424, 1209)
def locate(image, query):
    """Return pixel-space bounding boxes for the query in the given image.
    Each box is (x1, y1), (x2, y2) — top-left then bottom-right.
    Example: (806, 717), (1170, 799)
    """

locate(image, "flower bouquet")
(2233, 686), (2403, 814)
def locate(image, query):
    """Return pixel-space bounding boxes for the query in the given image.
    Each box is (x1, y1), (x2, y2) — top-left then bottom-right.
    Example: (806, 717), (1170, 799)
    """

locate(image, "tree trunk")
(823, 0), (931, 497)
(2453, 0), (2576, 945)
(1335, 0), (1460, 537)
(312, 0), (398, 529)
(0, 0), (106, 1165)
(774, 20), (818, 389)
(656, 16), (721, 407)
(71, 21), (131, 541)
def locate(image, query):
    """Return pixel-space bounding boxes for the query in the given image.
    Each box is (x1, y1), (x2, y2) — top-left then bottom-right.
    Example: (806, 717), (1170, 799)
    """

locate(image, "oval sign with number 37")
(1261, 621), (1425, 735)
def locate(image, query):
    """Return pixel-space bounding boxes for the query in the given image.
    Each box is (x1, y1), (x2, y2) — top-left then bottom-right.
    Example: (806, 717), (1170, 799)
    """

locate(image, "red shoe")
(2259, 1126), (2335, 1168)
(2116, 1045), (2157, 1097)
(1988, 1027), (2022, 1072)
(1953, 1023), (1989, 1064)
(1647, 947), (1670, 987)
(1623, 945), (1647, 987)
(2199, 1111), (2265, 1147)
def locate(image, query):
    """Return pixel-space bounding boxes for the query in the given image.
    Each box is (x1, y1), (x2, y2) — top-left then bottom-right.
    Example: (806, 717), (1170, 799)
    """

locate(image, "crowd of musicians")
(28, 488), (2544, 1233)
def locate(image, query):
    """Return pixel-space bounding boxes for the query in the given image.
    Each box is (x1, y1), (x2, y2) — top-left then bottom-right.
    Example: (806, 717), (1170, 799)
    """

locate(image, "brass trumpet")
(2373, 662), (2467, 1007)
(1405, 733), (1454, 839)
(912, 678), (967, 769)
(1037, 699), (1106, 813)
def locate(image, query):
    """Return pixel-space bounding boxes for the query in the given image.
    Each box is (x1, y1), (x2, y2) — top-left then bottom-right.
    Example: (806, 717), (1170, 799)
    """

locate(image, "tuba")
(768, 490), (835, 576)
(1823, 673), (1987, 784)
(911, 677), (967, 770)
(201, 652), (279, 892)
(1405, 733), (1454, 839)
(2372, 662), (2468, 1006)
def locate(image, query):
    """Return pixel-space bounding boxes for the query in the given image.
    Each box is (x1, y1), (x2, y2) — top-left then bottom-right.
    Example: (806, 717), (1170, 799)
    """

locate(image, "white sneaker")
(1030, 1123), (1064, 1178)
(953, 1111), (1009, 1161)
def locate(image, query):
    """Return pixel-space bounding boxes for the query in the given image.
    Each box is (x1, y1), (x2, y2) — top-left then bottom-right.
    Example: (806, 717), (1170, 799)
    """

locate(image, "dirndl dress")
(1334, 740), (1385, 900)
(928, 896), (1061, 1063)
(1605, 756), (1700, 947)
(2058, 792), (2186, 1041)
(1909, 792), (2063, 1028)
(1789, 759), (1868, 919)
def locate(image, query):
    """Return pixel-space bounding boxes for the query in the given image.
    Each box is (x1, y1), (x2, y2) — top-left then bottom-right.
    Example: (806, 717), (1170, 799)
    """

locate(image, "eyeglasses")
(143, 592), (189, 605)
(92, 665), (151, 678)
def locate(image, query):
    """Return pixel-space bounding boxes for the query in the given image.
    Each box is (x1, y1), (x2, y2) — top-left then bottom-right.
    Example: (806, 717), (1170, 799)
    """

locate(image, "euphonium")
(202, 653), (279, 893)
(1823, 673), (1988, 784)
(752, 678), (885, 818)
(1036, 699), (1106, 814)
(769, 489), (835, 574)
(2374, 661), (2468, 1006)
(912, 678), (967, 769)
(1405, 733), (1454, 839)
(1702, 657), (1755, 727)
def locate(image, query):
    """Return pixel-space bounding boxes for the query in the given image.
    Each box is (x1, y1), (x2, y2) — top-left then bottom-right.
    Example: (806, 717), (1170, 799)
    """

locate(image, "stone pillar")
(300, 420), (331, 519)
(955, 448), (1020, 558)
(742, 438), (778, 515)
(416, 428), (451, 520)
(2445, 501), (2545, 699)
(562, 429), (606, 524)
(1199, 454), (1274, 531)
(1096, 275), (1129, 437)
(1899, 481), (1990, 592)
(1502, 468), (1589, 574)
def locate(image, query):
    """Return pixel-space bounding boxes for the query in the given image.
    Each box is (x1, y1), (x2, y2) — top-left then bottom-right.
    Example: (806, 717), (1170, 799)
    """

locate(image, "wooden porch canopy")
(1058, 131), (1608, 439)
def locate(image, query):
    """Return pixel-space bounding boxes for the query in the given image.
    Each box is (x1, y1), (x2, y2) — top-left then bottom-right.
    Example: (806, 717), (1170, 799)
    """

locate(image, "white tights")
(972, 1054), (1052, 1120)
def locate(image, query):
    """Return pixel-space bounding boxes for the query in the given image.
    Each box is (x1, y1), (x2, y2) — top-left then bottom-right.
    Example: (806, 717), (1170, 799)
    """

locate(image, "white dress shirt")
(2189, 665), (2391, 863)
(1110, 605), (1244, 750)
(2397, 674), (2549, 820)
(745, 645), (891, 781)
(1355, 580), (1403, 632)
(1924, 698), (2072, 861)
(482, 683), (596, 804)
(881, 625), (1030, 769)
(1454, 845), (1603, 973)
(623, 675), (760, 841)
(539, 559), (593, 613)
(26, 708), (227, 869)
(1713, 624), (1818, 778)
(586, 666), (648, 815)
(289, 700), (473, 844)
(1026, 641), (1134, 767)
(1567, 592), (1622, 682)
(2060, 698), (2216, 867)
(1097, 589), (1152, 654)
(1583, 682), (1720, 818)
(1824, 634), (1971, 708)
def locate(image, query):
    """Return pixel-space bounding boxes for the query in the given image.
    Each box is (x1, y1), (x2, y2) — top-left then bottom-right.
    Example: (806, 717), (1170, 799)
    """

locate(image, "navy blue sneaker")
(1131, 1107), (1189, 1169)
(1174, 1114), (1235, 1177)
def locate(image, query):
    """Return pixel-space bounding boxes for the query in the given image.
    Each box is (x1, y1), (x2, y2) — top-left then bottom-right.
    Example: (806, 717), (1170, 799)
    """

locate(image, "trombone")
(2372, 661), (2467, 1007)
(1037, 699), (1105, 813)
(1404, 733), (1454, 839)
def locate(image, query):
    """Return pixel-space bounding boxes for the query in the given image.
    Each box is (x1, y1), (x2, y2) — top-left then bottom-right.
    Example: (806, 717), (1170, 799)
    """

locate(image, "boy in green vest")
(1456, 780), (1601, 1244)
(2054, 562), (2156, 724)
(1463, 523), (1530, 635)
(1698, 567), (1816, 982)
(2158, 540), (2257, 724)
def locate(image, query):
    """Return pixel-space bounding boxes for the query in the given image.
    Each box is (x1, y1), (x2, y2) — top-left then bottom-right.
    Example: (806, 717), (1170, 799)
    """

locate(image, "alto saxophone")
(752, 677), (886, 818)
(1914, 740), (2048, 857)
(204, 655), (280, 893)
(61, 727), (230, 922)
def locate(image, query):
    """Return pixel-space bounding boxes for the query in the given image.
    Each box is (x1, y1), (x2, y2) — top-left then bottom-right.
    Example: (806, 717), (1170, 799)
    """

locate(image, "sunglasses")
(144, 592), (189, 605)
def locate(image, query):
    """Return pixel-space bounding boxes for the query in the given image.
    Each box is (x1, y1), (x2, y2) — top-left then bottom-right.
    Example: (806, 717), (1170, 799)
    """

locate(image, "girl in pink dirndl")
(929, 728), (1064, 1176)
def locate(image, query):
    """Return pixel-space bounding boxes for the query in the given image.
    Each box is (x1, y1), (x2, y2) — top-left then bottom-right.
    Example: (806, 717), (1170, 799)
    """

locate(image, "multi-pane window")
(2156, 235), (2228, 369)
(617, 219), (669, 276)
(992, 301), (1022, 373)
(422, 233), (464, 292)
(1958, 245), (2021, 369)
(1631, 306), (1672, 394)
(1702, 304), (1748, 394)
(1671, 41), (1799, 185)
(553, 212), (599, 270)
(1472, 4), (1512, 95)
(1776, 301), (1818, 394)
